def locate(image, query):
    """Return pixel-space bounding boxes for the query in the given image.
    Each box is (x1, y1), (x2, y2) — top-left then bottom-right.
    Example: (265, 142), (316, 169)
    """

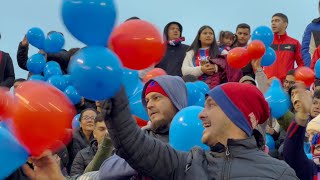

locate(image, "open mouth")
(202, 122), (211, 128)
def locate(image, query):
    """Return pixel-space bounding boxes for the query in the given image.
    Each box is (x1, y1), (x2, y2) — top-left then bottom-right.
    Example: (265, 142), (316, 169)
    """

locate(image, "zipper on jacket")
(222, 146), (231, 180)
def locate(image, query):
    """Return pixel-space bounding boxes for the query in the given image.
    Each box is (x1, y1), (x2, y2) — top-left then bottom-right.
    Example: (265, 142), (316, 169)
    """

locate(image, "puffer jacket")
(70, 140), (98, 176)
(102, 87), (298, 180)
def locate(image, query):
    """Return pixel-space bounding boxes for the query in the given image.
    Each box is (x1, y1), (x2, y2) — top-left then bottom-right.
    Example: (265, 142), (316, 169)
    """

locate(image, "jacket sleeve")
(16, 42), (29, 71)
(181, 51), (203, 77)
(84, 135), (113, 173)
(295, 41), (305, 67)
(104, 87), (188, 180)
(278, 167), (299, 180)
(302, 24), (312, 67)
(283, 121), (315, 180)
(254, 68), (268, 94)
(47, 50), (70, 72)
(311, 46), (320, 70)
(0, 53), (15, 88)
(70, 151), (86, 176)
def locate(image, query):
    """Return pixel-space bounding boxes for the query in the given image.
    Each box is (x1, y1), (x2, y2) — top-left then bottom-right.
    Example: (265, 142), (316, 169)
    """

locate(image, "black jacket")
(67, 128), (94, 173)
(0, 51), (15, 88)
(70, 140), (98, 176)
(16, 42), (70, 74)
(156, 22), (189, 77)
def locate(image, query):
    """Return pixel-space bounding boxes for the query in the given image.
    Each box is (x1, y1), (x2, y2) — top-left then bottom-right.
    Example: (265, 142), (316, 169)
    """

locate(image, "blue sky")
(0, 0), (318, 79)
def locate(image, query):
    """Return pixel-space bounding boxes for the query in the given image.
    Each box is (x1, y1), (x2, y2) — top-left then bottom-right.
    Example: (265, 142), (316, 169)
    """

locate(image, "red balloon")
(109, 20), (166, 70)
(294, 67), (315, 87)
(247, 40), (266, 59)
(0, 87), (14, 120)
(12, 81), (75, 156)
(134, 116), (148, 128)
(143, 68), (167, 83)
(227, 47), (251, 69)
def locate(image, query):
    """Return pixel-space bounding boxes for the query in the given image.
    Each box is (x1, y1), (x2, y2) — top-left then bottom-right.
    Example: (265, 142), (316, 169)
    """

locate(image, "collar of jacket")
(274, 32), (288, 41)
(90, 139), (98, 153)
(209, 136), (258, 157)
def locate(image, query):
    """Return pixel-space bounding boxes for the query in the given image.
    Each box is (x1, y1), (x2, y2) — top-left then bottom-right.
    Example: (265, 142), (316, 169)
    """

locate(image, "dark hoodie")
(155, 22), (189, 77)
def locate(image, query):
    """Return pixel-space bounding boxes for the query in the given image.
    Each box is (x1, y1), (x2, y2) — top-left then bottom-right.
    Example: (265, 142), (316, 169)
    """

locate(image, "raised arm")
(104, 87), (188, 180)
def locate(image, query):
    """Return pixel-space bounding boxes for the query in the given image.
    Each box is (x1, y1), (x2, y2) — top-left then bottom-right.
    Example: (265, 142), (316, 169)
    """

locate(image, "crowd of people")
(1, 2), (320, 180)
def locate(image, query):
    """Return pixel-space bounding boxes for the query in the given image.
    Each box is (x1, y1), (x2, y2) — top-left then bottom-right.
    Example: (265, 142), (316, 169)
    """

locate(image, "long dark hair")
(188, 25), (220, 59)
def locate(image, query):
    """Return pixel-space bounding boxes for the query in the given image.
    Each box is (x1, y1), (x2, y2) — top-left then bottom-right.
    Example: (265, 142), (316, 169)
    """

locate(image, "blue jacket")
(283, 121), (320, 180)
(302, 17), (320, 67)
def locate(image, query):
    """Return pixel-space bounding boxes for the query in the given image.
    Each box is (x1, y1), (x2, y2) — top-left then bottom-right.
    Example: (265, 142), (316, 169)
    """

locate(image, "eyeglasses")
(81, 116), (96, 121)
(284, 80), (295, 85)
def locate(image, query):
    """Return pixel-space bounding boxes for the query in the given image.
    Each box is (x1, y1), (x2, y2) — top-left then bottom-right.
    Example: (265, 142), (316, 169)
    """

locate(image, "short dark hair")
(287, 69), (295, 76)
(313, 90), (320, 99)
(79, 108), (98, 122)
(182, 75), (198, 82)
(125, 16), (140, 22)
(272, 13), (288, 23)
(236, 23), (251, 33)
(94, 113), (105, 124)
(14, 78), (26, 83)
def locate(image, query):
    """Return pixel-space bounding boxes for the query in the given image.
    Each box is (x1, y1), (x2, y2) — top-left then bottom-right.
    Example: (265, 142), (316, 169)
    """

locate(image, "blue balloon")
(122, 68), (140, 98)
(63, 74), (72, 87)
(68, 47), (123, 101)
(264, 79), (290, 118)
(26, 27), (45, 49)
(72, 114), (81, 129)
(44, 66), (63, 79)
(64, 86), (82, 104)
(129, 89), (149, 120)
(265, 134), (275, 150)
(261, 47), (276, 66)
(315, 60), (320, 78)
(61, 0), (117, 46)
(306, 153), (313, 160)
(27, 54), (46, 74)
(44, 32), (65, 53)
(170, 106), (209, 152)
(194, 81), (210, 94)
(28, 75), (45, 81)
(252, 26), (274, 47)
(0, 126), (29, 179)
(45, 61), (61, 70)
(186, 82), (202, 106)
(194, 93), (205, 107)
(47, 75), (67, 91)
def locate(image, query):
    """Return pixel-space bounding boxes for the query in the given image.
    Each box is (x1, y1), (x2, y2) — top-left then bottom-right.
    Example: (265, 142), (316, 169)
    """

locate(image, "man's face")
(283, 75), (295, 92)
(93, 121), (107, 144)
(311, 98), (320, 118)
(199, 97), (232, 146)
(236, 28), (251, 45)
(271, 16), (287, 34)
(80, 110), (97, 132)
(167, 24), (181, 41)
(145, 92), (177, 131)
